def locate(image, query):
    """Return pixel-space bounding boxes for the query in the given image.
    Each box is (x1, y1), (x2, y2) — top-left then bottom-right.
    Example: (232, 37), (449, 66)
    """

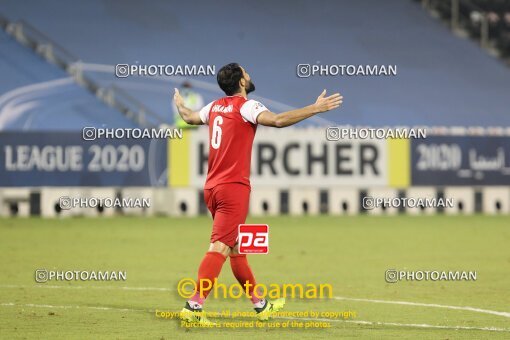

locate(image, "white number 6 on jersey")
(211, 116), (223, 149)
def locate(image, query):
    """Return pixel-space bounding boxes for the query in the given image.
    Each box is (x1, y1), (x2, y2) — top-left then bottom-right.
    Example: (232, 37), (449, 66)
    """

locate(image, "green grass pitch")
(1, 215), (509, 339)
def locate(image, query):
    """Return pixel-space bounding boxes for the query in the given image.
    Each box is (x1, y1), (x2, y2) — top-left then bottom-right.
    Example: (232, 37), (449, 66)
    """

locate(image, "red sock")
(230, 254), (263, 304)
(189, 251), (226, 306)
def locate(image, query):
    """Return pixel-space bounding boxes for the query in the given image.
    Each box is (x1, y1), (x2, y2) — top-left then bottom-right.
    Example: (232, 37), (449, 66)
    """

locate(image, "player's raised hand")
(313, 89), (343, 113)
(173, 88), (184, 108)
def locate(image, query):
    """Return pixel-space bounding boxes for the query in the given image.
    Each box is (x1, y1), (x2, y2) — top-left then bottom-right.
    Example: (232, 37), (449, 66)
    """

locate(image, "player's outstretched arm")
(173, 88), (204, 125)
(256, 90), (342, 128)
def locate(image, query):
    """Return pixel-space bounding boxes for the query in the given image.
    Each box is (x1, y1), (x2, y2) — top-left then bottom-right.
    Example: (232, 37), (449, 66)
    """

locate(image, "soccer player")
(174, 63), (342, 325)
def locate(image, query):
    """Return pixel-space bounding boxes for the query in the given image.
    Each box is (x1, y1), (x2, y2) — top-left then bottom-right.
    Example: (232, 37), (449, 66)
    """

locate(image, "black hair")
(217, 63), (243, 96)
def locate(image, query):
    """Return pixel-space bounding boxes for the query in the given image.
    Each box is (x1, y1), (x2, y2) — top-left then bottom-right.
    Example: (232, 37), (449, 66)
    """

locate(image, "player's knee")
(230, 244), (245, 257)
(208, 241), (231, 256)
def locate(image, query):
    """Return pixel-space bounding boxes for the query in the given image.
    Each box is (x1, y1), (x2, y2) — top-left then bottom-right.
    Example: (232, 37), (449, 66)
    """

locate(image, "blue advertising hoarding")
(0, 132), (167, 187)
(411, 136), (510, 186)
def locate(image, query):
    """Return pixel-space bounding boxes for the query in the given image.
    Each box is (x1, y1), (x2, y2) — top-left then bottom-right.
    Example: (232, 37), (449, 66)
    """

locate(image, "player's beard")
(246, 80), (255, 94)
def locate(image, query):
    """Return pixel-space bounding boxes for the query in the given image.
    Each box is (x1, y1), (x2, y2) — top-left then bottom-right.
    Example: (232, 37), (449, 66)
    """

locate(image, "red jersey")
(198, 95), (268, 190)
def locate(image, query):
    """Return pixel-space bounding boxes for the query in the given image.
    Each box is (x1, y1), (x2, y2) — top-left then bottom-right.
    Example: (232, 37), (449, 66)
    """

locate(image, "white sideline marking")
(0, 284), (172, 291)
(3, 284), (509, 319)
(2, 284), (509, 321)
(333, 296), (510, 319)
(279, 317), (510, 332)
(2, 302), (509, 333)
(1, 302), (147, 313)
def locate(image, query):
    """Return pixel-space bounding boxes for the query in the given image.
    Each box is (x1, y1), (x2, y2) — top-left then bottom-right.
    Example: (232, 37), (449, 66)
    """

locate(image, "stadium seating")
(1, 0), (510, 129)
(0, 29), (138, 130)
(424, 0), (510, 58)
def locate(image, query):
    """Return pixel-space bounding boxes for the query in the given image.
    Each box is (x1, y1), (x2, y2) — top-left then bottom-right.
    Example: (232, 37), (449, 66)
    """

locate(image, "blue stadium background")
(1, 0), (509, 130)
